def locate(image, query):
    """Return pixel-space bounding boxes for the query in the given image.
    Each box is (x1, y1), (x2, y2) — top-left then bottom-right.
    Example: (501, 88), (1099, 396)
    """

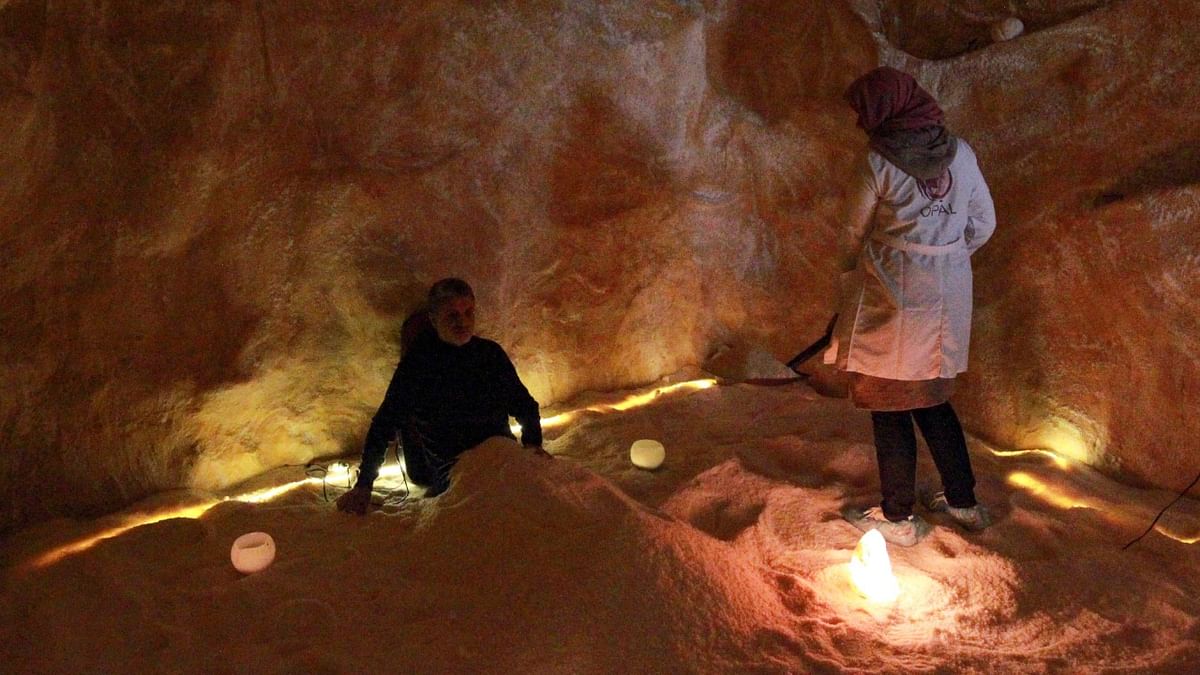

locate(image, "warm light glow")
(540, 411), (576, 430)
(31, 379), (722, 570)
(513, 379), (717, 436)
(377, 463), (408, 479)
(600, 379), (717, 412)
(1017, 416), (1095, 467)
(848, 530), (899, 603)
(512, 412), (578, 436)
(235, 479), (311, 503)
(28, 501), (217, 569)
(1007, 471), (1096, 510)
(1154, 524), (1200, 545)
(30, 476), (326, 569)
(324, 461), (352, 479)
(988, 447), (1073, 470)
(629, 439), (666, 470)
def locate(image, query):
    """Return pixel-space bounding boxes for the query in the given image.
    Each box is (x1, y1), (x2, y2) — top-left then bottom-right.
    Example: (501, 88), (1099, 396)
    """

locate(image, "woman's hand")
(336, 485), (373, 515)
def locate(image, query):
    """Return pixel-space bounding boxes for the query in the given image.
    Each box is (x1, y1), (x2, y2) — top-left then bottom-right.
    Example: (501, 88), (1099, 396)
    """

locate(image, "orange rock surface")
(1, 0), (1196, 530)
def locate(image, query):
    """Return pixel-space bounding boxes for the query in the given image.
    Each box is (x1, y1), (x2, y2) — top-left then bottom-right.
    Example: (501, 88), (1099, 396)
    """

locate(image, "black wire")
(387, 434), (413, 506)
(304, 463), (332, 502)
(393, 441), (409, 505)
(1123, 468), (1200, 550)
(305, 461), (358, 503)
(308, 432), (433, 508)
(305, 442), (411, 508)
(399, 462), (412, 500)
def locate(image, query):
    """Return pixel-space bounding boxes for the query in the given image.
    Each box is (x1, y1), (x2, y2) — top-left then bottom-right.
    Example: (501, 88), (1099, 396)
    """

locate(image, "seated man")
(337, 278), (544, 514)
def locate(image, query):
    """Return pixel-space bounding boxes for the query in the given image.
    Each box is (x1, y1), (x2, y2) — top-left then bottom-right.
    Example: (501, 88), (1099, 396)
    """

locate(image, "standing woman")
(829, 67), (995, 546)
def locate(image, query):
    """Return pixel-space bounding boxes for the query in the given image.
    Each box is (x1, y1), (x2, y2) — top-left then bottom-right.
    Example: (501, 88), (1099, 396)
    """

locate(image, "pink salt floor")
(2, 378), (1197, 673)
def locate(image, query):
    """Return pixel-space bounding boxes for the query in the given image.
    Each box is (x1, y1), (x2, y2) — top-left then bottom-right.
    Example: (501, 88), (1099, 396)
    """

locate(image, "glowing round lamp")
(848, 529), (899, 603)
(231, 531), (276, 574)
(991, 16), (1024, 42)
(630, 439), (665, 470)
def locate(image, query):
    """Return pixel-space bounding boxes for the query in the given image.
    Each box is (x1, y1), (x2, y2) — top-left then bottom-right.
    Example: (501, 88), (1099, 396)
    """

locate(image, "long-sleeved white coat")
(826, 139), (995, 381)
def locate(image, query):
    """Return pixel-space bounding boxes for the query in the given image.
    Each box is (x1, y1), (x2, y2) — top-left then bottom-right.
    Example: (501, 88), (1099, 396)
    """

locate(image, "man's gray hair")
(427, 277), (475, 311)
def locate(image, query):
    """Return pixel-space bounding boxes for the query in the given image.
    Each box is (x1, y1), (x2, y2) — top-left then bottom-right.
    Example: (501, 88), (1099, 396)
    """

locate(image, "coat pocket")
(897, 252), (949, 310)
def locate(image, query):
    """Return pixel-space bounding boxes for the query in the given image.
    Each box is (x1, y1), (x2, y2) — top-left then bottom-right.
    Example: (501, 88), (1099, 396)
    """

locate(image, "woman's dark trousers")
(871, 401), (977, 521)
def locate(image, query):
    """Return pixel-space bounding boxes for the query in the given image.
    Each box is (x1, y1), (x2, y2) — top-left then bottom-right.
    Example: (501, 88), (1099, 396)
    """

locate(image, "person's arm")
(838, 153), (880, 273)
(337, 359), (414, 514)
(965, 159), (996, 254)
(357, 361), (415, 488)
(496, 346), (543, 450)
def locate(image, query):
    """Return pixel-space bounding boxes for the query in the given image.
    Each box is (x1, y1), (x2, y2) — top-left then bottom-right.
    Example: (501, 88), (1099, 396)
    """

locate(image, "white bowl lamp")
(991, 16), (1024, 42)
(231, 531), (276, 574)
(630, 439), (666, 470)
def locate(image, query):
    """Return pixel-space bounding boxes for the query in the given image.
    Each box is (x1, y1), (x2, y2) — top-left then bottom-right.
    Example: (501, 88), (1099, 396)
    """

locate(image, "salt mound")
(409, 438), (804, 672)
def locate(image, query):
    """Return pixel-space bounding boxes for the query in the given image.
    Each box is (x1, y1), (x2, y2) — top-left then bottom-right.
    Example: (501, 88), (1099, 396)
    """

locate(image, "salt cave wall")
(0, 0), (1197, 532)
(0, 0), (873, 529)
(886, 0), (1200, 486)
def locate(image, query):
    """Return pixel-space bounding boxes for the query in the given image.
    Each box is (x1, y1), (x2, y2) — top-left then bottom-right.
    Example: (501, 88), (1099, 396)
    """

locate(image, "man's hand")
(336, 485), (372, 515)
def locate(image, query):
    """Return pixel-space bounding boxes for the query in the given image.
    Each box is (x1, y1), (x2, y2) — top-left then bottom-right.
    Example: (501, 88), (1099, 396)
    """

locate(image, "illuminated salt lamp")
(630, 439), (666, 470)
(848, 530), (899, 602)
(231, 532), (276, 574)
(991, 16), (1024, 42)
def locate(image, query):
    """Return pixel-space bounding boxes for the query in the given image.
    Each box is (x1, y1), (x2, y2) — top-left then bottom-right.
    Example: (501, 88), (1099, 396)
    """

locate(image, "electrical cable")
(389, 436), (413, 507)
(1123, 468), (1200, 550)
(304, 458), (358, 504)
(312, 427), (450, 508)
(305, 463), (333, 502)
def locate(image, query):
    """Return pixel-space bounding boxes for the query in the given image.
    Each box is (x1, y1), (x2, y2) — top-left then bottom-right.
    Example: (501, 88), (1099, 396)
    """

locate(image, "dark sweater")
(356, 333), (542, 488)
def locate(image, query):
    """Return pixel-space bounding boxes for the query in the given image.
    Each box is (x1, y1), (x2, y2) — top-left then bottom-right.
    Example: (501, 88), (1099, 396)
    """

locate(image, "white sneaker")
(842, 505), (932, 547)
(922, 490), (993, 532)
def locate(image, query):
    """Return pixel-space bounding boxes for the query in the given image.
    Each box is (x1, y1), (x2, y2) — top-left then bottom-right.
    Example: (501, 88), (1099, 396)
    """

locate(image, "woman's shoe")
(842, 505), (932, 546)
(921, 489), (993, 531)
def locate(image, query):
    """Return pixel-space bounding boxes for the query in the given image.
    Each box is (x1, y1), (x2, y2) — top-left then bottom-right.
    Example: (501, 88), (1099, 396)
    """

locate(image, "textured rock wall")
(874, 0), (1113, 59)
(0, 0), (874, 529)
(881, 0), (1200, 486)
(1, 0), (1197, 530)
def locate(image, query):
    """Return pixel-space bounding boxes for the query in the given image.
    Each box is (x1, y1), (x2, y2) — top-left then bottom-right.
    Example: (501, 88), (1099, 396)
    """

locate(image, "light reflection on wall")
(1155, 525), (1200, 544)
(988, 413), (1200, 538)
(988, 447), (1072, 471)
(1006, 470), (1200, 546)
(513, 378), (717, 435)
(33, 378), (1194, 568)
(1013, 410), (1100, 468)
(28, 502), (218, 569)
(1006, 471), (1097, 510)
(31, 378), (719, 569)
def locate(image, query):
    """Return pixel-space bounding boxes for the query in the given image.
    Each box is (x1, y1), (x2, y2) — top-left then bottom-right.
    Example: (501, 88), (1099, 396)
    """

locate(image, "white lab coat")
(826, 140), (995, 381)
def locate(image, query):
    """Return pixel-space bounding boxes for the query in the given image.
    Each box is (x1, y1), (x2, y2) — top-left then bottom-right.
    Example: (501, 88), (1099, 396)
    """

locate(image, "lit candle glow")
(848, 529), (900, 603)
